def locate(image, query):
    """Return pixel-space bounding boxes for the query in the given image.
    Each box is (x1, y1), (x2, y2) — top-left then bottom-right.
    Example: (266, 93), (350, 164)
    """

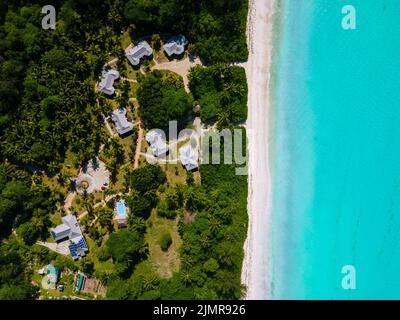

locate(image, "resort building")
(126, 41), (153, 66)
(163, 35), (188, 57)
(110, 107), (134, 135)
(179, 143), (199, 171)
(98, 68), (119, 95)
(114, 199), (129, 227)
(146, 130), (169, 158)
(51, 214), (88, 260)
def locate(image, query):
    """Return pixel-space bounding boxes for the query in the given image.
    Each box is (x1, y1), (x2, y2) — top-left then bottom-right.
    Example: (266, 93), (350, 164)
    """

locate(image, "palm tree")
(180, 254), (195, 270)
(217, 109), (231, 129)
(200, 236), (211, 249)
(82, 195), (93, 214)
(211, 63), (229, 80)
(180, 270), (194, 285)
(142, 273), (159, 291)
(208, 217), (222, 235)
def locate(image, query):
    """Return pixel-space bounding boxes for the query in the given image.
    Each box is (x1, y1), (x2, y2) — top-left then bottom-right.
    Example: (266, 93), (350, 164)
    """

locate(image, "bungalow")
(51, 214), (88, 260)
(179, 143), (198, 171)
(126, 41), (153, 66)
(163, 35), (188, 57)
(146, 130), (169, 158)
(110, 107), (134, 135)
(98, 68), (119, 95)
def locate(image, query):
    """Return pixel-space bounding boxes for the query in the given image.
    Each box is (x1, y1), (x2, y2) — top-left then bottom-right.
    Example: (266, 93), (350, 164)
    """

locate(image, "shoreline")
(241, 0), (276, 299)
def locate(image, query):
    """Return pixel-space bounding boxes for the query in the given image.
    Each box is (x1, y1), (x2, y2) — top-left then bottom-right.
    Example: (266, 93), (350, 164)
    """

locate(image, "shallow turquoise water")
(270, 0), (400, 299)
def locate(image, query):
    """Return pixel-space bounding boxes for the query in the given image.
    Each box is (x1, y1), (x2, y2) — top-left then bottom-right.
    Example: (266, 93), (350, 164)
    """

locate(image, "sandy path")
(241, 0), (275, 299)
(134, 125), (144, 168)
(152, 56), (202, 92)
(63, 192), (76, 213)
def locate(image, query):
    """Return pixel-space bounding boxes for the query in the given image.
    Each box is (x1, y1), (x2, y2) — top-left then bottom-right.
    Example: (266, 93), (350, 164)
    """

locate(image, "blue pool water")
(270, 0), (400, 299)
(117, 202), (126, 216)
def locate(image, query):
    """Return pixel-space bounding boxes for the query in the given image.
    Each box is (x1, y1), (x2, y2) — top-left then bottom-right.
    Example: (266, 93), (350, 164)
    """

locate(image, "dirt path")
(121, 77), (138, 83)
(134, 125), (144, 168)
(63, 192), (76, 213)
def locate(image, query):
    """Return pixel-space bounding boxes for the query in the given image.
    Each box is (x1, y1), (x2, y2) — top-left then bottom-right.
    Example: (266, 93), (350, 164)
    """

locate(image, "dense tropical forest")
(189, 64), (248, 126)
(0, 0), (249, 300)
(137, 70), (192, 129)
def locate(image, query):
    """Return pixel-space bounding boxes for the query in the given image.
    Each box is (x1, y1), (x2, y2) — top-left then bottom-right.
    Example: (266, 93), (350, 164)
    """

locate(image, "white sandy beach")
(241, 0), (275, 299)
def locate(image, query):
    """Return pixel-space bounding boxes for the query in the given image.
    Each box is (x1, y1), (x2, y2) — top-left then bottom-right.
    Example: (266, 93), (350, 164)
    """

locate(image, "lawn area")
(62, 149), (81, 175)
(41, 175), (68, 200)
(120, 30), (132, 50)
(145, 211), (181, 278)
(85, 236), (115, 274)
(123, 60), (140, 80)
(153, 48), (170, 64)
(119, 134), (137, 163)
(161, 163), (187, 185)
(108, 164), (128, 193)
(127, 80), (140, 97)
(70, 192), (103, 215)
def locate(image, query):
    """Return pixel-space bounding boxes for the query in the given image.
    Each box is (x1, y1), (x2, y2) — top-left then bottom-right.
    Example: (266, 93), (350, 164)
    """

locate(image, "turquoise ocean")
(270, 0), (400, 299)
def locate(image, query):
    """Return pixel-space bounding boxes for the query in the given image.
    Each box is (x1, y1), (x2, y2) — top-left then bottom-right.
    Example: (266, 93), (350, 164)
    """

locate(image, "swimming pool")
(117, 202), (126, 217)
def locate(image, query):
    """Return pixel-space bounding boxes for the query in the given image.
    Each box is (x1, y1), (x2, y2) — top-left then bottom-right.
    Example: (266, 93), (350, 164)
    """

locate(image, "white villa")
(110, 107), (134, 135)
(126, 41), (153, 66)
(163, 35), (188, 57)
(179, 143), (199, 171)
(98, 68), (119, 95)
(146, 130), (169, 158)
(51, 214), (88, 260)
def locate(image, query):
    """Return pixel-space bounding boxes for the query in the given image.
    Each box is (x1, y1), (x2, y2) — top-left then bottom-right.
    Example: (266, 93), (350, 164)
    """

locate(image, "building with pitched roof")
(126, 41), (153, 66)
(146, 130), (169, 158)
(110, 107), (134, 135)
(51, 214), (88, 260)
(98, 68), (119, 95)
(163, 35), (188, 57)
(179, 143), (199, 171)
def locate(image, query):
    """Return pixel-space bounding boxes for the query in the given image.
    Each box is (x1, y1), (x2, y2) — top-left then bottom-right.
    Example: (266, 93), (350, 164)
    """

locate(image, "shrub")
(126, 164), (166, 193)
(97, 246), (111, 262)
(159, 232), (172, 251)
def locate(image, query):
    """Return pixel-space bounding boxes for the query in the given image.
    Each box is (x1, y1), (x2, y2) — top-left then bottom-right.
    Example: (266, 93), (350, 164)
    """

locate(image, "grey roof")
(110, 108), (134, 135)
(146, 130), (169, 157)
(126, 41), (153, 66)
(163, 35), (188, 56)
(51, 214), (83, 242)
(50, 223), (70, 241)
(51, 214), (88, 259)
(179, 143), (198, 171)
(98, 68), (119, 95)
